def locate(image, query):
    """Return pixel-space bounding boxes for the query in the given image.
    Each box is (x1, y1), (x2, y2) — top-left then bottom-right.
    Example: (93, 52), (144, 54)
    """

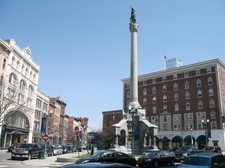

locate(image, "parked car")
(75, 151), (136, 167)
(137, 150), (176, 168)
(178, 152), (225, 168)
(62, 145), (69, 154)
(60, 162), (134, 168)
(53, 145), (63, 155)
(8, 143), (20, 152)
(174, 146), (200, 161)
(11, 143), (42, 160)
(40, 144), (54, 157)
(204, 146), (222, 154)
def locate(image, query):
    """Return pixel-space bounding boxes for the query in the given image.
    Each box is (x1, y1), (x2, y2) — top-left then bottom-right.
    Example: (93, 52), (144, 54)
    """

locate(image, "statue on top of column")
(130, 7), (136, 23)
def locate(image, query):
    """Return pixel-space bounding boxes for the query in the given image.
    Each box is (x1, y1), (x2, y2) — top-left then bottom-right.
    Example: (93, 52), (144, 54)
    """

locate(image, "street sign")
(74, 126), (79, 135)
(42, 134), (49, 141)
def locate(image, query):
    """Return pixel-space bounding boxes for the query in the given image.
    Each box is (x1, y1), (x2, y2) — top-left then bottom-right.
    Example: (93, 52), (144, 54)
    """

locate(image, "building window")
(174, 93), (179, 101)
(210, 111), (216, 119)
(36, 99), (42, 109)
(127, 91), (130, 98)
(2, 59), (6, 69)
(143, 80), (147, 85)
(196, 79), (201, 87)
(152, 78), (156, 84)
(175, 103), (179, 111)
(184, 72), (189, 78)
(163, 95), (167, 102)
(153, 106), (157, 113)
(196, 70), (200, 75)
(186, 102), (191, 110)
(143, 98), (147, 105)
(9, 73), (16, 84)
(126, 84), (130, 88)
(211, 121), (217, 129)
(6, 88), (15, 99)
(112, 115), (115, 120)
(18, 93), (24, 104)
(152, 97), (156, 104)
(185, 91), (190, 99)
(163, 125), (167, 131)
(0, 75), (3, 86)
(198, 100), (203, 109)
(27, 98), (32, 108)
(207, 67), (212, 73)
(143, 88), (147, 95)
(151, 116), (158, 122)
(209, 88), (214, 96)
(163, 115), (167, 122)
(162, 76), (166, 82)
(152, 87), (156, 94)
(19, 80), (26, 90)
(208, 77), (213, 85)
(173, 74), (177, 79)
(174, 83), (178, 91)
(162, 85), (167, 92)
(28, 85), (33, 95)
(163, 105), (167, 112)
(185, 81), (189, 89)
(197, 90), (202, 98)
(209, 99), (215, 108)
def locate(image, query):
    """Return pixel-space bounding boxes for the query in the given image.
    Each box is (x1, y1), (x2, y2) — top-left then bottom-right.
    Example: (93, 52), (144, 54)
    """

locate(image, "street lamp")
(190, 128), (193, 146)
(201, 119), (209, 147)
(128, 104), (138, 156)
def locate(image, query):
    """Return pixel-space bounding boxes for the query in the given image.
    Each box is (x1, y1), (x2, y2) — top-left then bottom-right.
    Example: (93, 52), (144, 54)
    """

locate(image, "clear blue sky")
(1, 0), (225, 131)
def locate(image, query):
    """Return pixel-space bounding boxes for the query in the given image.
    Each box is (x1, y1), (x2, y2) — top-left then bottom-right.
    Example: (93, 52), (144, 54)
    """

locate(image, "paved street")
(0, 149), (181, 168)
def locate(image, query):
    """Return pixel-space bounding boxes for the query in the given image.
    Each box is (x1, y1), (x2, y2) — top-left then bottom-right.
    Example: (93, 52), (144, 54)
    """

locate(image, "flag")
(164, 56), (169, 61)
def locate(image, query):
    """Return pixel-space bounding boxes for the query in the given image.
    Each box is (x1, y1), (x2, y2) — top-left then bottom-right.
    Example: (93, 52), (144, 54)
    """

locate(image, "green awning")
(172, 136), (182, 142)
(197, 135), (209, 142)
(184, 135), (195, 143)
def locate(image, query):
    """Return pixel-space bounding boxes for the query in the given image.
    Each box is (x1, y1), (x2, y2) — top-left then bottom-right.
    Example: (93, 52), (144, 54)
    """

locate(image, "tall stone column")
(128, 8), (141, 109)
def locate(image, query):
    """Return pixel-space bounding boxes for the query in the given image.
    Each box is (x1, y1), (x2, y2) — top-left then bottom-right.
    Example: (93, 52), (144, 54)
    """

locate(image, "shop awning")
(184, 135), (195, 143)
(197, 135), (209, 142)
(172, 136), (182, 142)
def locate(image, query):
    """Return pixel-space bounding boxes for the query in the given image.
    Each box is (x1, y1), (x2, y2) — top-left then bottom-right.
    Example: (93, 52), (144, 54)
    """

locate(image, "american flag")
(164, 56), (169, 61)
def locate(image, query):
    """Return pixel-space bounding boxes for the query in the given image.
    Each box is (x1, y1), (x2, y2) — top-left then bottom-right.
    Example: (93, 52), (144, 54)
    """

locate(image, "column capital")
(129, 23), (139, 32)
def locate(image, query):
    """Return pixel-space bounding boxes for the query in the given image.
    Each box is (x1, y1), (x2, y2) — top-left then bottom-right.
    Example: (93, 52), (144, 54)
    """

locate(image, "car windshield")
(183, 157), (210, 166)
(19, 144), (34, 149)
(91, 152), (105, 159)
(178, 146), (192, 151)
(204, 147), (214, 151)
(145, 151), (160, 156)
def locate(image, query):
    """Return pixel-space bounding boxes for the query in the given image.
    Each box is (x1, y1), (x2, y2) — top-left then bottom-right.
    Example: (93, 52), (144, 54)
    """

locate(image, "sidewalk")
(22, 151), (88, 168)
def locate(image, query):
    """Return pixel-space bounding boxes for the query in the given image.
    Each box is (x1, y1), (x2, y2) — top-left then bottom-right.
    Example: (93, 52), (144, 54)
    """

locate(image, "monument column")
(129, 8), (141, 109)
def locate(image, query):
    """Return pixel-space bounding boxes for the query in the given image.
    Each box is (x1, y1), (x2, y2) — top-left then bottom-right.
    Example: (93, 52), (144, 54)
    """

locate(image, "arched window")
(9, 73), (16, 84)
(19, 80), (26, 90)
(28, 85), (34, 95)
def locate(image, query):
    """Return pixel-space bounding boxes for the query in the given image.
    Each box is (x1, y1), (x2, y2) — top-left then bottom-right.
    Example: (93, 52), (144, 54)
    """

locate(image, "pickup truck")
(174, 146), (201, 161)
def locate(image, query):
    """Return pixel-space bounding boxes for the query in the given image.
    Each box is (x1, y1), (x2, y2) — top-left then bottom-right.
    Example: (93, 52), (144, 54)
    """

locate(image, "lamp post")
(128, 105), (138, 156)
(44, 110), (53, 159)
(190, 128), (193, 146)
(201, 119), (209, 148)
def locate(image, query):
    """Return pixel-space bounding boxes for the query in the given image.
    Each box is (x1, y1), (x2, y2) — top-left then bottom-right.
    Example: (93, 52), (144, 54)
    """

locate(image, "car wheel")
(28, 154), (31, 160)
(154, 161), (159, 168)
(170, 159), (175, 166)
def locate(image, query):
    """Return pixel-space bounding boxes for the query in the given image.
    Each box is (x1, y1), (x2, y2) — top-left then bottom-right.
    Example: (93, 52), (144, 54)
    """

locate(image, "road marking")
(0, 165), (8, 167)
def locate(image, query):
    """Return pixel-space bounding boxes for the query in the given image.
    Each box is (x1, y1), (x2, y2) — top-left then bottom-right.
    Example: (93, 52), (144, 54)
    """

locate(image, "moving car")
(60, 162), (134, 168)
(178, 152), (225, 168)
(204, 146), (222, 154)
(75, 151), (136, 167)
(11, 143), (42, 160)
(137, 150), (176, 168)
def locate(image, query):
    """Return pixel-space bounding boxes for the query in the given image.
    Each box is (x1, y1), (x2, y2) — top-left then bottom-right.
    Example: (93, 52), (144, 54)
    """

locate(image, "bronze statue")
(130, 7), (136, 23)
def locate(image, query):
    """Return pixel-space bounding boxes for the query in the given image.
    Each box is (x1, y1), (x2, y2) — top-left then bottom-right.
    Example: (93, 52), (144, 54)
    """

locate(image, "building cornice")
(121, 58), (224, 83)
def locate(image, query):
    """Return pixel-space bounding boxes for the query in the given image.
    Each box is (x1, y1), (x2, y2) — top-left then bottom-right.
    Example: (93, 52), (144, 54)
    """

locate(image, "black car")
(178, 152), (225, 168)
(40, 144), (54, 157)
(75, 151), (136, 167)
(60, 162), (134, 168)
(137, 150), (176, 168)
(11, 143), (42, 160)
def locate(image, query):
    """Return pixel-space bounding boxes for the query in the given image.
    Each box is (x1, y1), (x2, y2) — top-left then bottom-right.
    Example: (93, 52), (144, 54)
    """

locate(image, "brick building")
(120, 58), (225, 150)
